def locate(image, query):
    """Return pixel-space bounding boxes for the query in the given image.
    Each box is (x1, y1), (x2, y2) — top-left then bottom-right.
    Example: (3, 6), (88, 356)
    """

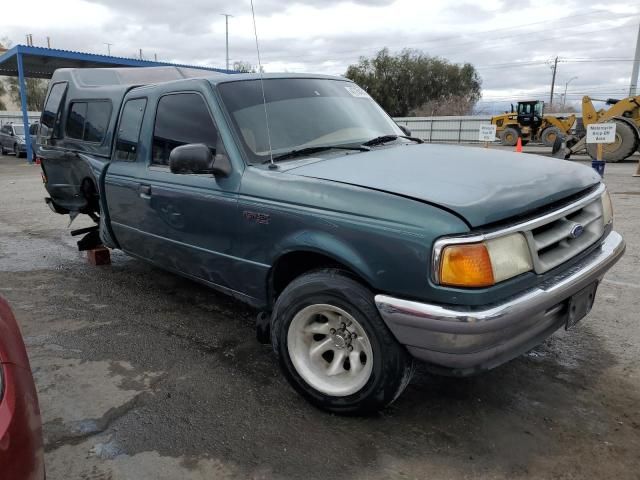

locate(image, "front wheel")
(271, 269), (414, 414)
(541, 127), (563, 147)
(500, 127), (519, 146)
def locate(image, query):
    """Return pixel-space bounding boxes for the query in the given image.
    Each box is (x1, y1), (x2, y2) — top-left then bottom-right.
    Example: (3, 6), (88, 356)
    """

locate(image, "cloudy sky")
(1, 0), (638, 112)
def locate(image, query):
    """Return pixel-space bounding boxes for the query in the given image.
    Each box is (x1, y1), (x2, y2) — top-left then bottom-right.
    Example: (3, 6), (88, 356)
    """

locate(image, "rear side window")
(152, 93), (220, 166)
(65, 100), (112, 143)
(39, 82), (67, 141)
(66, 103), (87, 139)
(115, 98), (147, 162)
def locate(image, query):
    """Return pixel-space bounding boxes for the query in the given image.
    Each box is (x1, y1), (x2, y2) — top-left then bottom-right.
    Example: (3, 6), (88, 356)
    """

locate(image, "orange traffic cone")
(515, 137), (523, 153)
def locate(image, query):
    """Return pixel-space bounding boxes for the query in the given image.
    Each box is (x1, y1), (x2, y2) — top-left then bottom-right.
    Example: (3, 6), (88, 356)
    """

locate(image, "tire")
(0, 145), (5, 155)
(586, 120), (638, 163)
(541, 127), (563, 147)
(271, 269), (414, 414)
(500, 127), (519, 146)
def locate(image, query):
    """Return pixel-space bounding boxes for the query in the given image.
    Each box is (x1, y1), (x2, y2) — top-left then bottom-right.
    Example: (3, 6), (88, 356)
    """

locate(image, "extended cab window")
(115, 98), (147, 162)
(152, 93), (223, 166)
(65, 100), (112, 143)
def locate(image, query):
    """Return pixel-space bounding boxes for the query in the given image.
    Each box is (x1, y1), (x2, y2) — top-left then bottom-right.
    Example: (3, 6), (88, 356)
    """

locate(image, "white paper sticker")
(345, 85), (370, 98)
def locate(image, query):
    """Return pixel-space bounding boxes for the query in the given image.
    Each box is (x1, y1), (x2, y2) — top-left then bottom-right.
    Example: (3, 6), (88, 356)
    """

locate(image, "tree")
(5, 77), (48, 111)
(0, 80), (7, 110)
(345, 48), (482, 117)
(0, 36), (47, 111)
(545, 102), (577, 113)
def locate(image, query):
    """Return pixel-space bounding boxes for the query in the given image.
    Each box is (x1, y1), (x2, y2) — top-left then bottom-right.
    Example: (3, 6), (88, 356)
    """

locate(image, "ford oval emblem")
(569, 224), (585, 239)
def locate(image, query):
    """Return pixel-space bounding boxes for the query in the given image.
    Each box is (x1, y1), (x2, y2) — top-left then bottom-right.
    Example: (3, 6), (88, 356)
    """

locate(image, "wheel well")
(268, 251), (367, 306)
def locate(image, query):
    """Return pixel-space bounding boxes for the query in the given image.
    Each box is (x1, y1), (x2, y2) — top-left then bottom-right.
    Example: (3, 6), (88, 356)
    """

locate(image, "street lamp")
(563, 76), (578, 108)
(221, 13), (233, 70)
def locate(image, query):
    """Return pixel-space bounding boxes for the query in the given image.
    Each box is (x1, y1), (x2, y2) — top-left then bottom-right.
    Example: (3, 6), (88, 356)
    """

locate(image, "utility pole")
(221, 13), (233, 70)
(563, 76), (578, 108)
(104, 43), (112, 56)
(630, 23), (640, 96)
(46, 36), (51, 48)
(549, 56), (558, 107)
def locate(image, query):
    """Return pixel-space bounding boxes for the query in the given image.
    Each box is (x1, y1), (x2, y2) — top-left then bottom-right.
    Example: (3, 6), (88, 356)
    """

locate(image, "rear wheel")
(271, 269), (414, 414)
(541, 127), (563, 147)
(586, 120), (638, 163)
(500, 127), (519, 146)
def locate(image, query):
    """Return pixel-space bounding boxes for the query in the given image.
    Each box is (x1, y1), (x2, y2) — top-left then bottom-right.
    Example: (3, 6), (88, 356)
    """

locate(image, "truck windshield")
(13, 125), (25, 135)
(218, 78), (403, 163)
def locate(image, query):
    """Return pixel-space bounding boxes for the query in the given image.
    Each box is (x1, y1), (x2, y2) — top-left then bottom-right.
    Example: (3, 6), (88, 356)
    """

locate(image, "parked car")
(38, 67), (625, 413)
(0, 296), (45, 479)
(0, 123), (28, 157)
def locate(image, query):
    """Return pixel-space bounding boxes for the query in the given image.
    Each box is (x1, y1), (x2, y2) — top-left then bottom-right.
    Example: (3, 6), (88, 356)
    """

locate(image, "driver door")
(105, 89), (241, 288)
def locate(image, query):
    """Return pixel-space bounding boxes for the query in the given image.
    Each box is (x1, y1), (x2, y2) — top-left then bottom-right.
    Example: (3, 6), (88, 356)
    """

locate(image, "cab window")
(151, 93), (224, 166)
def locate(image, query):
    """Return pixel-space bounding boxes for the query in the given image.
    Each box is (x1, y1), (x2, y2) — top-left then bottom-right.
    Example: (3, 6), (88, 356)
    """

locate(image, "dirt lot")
(1, 152), (639, 480)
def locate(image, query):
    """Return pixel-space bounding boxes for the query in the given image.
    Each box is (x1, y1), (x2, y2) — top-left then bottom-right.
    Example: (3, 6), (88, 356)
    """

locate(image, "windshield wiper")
(362, 135), (423, 147)
(267, 145), (371, 163)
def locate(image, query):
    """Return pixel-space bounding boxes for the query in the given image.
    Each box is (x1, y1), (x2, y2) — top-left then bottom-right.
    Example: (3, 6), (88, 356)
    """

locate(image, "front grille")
(524, 194), (604, 273)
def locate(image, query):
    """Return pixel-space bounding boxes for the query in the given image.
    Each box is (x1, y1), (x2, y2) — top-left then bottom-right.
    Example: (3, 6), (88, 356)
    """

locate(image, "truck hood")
(285, 143), (601, 227)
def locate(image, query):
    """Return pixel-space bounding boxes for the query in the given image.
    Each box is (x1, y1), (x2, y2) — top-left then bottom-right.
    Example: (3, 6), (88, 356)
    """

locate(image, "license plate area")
(566, 282), (598, 330)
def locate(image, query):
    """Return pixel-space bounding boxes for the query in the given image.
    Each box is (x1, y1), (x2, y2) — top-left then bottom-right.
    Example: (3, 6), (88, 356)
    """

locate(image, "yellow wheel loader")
(491, 100), (576, 147)
(553, 95), (640, 162)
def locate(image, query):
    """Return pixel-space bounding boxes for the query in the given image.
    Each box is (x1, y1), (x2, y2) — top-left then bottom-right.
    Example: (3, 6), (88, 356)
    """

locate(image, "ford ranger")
(37, 67), (625, 413)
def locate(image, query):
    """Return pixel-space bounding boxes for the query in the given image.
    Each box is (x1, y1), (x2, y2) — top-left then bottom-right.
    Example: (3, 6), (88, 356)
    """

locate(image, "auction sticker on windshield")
(345, 85), (370, 98)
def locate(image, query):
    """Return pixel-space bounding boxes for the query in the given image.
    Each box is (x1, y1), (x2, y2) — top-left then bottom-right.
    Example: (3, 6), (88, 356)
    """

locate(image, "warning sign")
(586, 123), (616, 144)
(478, 124), (497, 142)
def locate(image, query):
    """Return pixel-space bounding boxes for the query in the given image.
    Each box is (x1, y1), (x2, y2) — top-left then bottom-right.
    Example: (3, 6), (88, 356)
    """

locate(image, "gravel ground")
(0, 152), (639, 480)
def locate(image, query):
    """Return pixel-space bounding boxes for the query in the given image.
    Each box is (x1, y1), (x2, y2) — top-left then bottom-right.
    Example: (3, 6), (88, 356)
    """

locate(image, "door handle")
(138, 184), (152, 199)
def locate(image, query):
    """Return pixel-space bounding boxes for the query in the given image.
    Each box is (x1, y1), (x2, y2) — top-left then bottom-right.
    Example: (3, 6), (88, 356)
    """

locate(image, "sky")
(0, 0), (638, 113)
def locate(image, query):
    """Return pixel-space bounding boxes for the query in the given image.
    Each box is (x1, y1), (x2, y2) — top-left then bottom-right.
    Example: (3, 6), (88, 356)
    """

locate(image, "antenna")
(250, 0), (275, 168)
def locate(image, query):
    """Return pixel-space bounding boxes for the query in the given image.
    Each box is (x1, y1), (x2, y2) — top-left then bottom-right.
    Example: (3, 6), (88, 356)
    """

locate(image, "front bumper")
(375, 231), (625, 375)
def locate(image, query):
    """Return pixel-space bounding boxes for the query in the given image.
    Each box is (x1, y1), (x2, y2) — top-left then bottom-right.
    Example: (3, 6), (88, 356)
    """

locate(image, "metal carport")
(0, 45), (230, 163)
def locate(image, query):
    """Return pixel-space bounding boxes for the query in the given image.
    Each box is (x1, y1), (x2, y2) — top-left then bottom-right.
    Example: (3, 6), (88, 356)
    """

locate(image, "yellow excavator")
(491, 100), (576, 147)
(553, 95), (640, 162)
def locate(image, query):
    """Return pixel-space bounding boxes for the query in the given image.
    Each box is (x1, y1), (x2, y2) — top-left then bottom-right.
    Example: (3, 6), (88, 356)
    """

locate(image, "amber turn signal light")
(439, 243), (495, 288)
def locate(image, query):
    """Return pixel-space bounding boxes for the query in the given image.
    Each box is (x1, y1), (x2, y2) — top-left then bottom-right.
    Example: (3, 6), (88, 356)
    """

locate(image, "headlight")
(437, 233), (533, 288)
(601, 190), (613, 226)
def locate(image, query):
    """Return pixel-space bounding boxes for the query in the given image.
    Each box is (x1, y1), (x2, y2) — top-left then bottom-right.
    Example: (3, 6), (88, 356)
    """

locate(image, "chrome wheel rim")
(287, 304), (373, 397)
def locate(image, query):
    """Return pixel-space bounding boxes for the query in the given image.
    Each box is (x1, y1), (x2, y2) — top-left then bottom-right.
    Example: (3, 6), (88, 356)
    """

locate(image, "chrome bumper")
(375, 231), (625, 375)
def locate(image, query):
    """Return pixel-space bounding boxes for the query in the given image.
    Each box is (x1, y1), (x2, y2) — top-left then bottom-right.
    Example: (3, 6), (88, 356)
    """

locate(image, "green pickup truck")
(38, 67), (625, 413)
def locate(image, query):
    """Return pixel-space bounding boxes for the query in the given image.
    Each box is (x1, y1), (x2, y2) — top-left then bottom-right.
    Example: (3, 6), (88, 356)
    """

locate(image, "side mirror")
(169, 143), (231, 177)
(398, 125), (411, 136)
